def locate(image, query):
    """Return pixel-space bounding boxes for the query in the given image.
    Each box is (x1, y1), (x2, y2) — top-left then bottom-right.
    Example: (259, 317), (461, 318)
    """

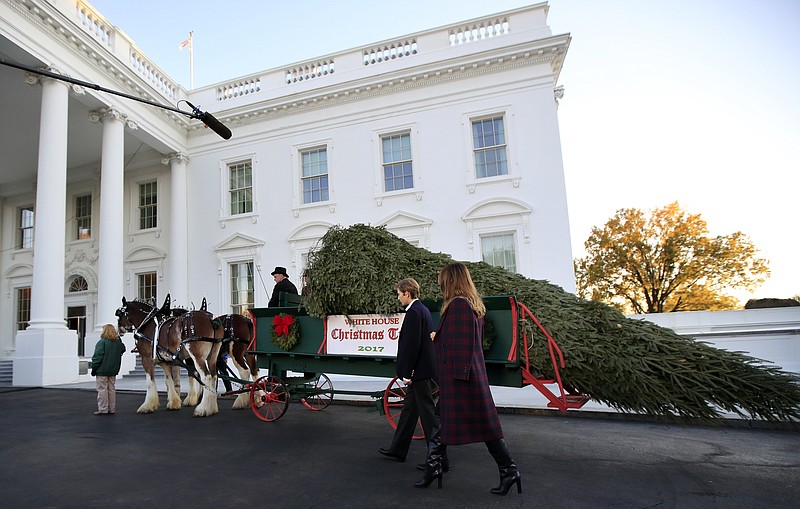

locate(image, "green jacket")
(90, 338), (126, 377)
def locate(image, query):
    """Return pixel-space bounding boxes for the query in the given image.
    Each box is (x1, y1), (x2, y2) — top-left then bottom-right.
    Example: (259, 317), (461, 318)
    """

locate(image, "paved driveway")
(0, 387), (797, 508)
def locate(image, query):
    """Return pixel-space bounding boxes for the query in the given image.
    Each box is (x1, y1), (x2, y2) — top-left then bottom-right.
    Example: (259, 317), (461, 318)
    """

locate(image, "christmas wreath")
(271, 313), (300, 351)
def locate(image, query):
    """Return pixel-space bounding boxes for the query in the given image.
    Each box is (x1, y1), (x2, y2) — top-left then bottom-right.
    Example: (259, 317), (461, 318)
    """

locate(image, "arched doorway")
(66, 275), (88, 356)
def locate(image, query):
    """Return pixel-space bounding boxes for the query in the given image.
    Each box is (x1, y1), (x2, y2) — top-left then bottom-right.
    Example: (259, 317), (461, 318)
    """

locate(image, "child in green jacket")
(91, 324), (126, 415)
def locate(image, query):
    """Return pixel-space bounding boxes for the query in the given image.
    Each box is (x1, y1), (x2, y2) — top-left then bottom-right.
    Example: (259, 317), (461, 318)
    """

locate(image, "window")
(68, 276), (88, 292)
(75, 194), (92, 239)
(229, 160), (253, 215)
(481, 233), (517, 272)
(18, 206), (34, 249)
(382, 133), (413, 192)
(230, 262), (254, 315)
(301, 148), (329, 204)
(137, 272), (157, 301)
(16, 287), (31, 330)
(138, 181), (157, 230)
(472, 116), (508, 178)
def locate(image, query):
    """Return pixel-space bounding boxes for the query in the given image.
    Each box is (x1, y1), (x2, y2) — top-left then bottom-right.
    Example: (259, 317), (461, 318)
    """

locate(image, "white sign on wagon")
(325, 314), (404, 357)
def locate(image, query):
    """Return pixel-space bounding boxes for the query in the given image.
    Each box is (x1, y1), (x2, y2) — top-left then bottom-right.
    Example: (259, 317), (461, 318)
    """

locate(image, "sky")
(88, 0), (800, 302)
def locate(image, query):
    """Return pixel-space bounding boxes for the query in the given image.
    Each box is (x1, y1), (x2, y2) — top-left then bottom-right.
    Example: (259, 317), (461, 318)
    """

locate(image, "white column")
(163, 152), (190, 308)
(28, 77), (70, 329)
(89, 107), (137, 330)
(14, 72), (78, 386)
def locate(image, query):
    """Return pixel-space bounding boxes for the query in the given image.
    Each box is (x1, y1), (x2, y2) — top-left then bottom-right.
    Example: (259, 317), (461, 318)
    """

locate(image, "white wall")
(631, 307), (800, 374)
(184, 63), (575, 314)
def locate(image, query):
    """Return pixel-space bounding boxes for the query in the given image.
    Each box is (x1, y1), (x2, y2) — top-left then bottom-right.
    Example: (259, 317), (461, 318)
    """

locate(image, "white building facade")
(0, 0), (575, 385)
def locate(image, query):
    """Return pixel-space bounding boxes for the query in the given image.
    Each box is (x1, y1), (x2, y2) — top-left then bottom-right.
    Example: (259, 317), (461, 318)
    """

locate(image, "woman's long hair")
(438, 262), (486, 317)
(100, 323), (120, 342)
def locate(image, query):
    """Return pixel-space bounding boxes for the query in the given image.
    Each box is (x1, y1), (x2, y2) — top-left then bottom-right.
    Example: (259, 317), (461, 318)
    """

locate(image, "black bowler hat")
(271, 266), (289, 277)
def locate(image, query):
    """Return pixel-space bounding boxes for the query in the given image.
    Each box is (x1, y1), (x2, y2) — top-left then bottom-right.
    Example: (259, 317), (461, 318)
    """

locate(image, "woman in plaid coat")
(415, 262), (521, 496)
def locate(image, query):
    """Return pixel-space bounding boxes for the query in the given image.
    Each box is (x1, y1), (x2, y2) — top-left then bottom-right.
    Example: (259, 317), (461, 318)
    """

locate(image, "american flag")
(179, 32), (192, 51)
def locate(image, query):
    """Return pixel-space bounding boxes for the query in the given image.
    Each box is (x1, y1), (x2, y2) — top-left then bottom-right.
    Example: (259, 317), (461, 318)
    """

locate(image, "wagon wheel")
(300, 373), (334, 411)
(250, 375), (289, 422)
(383, 377), (440, 440)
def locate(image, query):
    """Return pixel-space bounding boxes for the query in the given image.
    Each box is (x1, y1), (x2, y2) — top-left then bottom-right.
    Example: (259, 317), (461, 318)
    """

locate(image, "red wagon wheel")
(383, 377), (439, 440)
(300, 373), (334, 411)
(250, 375), (289, 422)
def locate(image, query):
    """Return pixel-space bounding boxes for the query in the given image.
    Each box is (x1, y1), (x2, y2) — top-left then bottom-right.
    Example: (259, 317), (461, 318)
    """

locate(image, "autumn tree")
(574, 202), (769, 313)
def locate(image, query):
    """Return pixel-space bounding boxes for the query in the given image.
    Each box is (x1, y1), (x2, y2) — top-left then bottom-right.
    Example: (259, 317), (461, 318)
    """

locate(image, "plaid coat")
(435, 298), (503, 445)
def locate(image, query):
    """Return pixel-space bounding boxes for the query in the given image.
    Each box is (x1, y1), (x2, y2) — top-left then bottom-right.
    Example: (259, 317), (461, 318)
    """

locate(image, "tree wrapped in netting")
(304, 224), (800, 422)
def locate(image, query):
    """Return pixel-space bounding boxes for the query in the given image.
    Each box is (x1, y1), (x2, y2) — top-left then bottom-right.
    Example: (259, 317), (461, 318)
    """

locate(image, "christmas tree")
(303, 224), (800, 422)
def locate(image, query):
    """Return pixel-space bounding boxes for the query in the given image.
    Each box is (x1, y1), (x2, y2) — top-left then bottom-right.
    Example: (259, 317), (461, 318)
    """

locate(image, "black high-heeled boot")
(486, 439), (522, 495)
(414, 440), (445, 488)
(416, 452), (450, 472)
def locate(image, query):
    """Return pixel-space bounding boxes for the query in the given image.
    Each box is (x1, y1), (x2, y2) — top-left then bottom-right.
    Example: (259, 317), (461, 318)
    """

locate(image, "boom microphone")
(185, 101), (232, 140)
(0, 59), (235, 140)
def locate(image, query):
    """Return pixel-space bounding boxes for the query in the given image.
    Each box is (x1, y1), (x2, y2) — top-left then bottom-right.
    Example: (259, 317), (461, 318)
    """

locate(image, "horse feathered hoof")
(232, 394), (249, 409)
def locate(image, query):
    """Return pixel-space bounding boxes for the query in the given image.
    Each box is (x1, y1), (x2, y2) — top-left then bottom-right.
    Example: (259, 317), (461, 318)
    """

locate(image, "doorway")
(66, 306), (87, 356)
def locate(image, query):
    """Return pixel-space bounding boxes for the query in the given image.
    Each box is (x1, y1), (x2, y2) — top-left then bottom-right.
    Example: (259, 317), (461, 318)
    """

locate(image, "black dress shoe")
(378, 448), (406, 462)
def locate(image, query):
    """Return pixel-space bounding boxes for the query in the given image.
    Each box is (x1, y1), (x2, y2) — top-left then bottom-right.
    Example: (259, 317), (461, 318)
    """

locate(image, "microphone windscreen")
(201, 112), (232, 140)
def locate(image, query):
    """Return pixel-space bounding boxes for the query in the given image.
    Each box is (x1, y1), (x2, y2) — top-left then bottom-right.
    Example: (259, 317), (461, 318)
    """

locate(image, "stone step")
(0, 360), (13, 385)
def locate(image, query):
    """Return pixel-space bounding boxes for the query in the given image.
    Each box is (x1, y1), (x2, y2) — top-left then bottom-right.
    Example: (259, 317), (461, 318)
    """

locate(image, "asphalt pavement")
(0, 385), (797, 509)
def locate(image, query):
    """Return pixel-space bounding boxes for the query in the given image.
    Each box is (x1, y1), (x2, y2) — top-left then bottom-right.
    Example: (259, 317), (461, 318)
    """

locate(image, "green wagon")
(245, 294), (588, 429)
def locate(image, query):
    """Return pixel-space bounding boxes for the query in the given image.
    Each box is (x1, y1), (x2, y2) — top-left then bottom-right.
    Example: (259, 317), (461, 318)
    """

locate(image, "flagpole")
(189, 31), (194, 90)
(180, 32), (194, 90)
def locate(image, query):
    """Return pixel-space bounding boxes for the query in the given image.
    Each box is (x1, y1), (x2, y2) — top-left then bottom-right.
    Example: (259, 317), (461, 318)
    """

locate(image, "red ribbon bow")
(273, 315), (294, 337)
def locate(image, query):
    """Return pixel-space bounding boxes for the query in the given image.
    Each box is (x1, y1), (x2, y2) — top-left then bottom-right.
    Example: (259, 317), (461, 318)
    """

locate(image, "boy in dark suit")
(379, 278), (438, 462)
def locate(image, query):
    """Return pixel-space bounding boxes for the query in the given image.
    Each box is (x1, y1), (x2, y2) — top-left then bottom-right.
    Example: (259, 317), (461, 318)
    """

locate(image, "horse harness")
(219, 314), (250, 344)
(118, 304), (220, 369)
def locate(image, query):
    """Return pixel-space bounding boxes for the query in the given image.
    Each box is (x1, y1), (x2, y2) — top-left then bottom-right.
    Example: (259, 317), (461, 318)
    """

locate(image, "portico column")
(14, 71), (79, 386)
(89, 107), (138, 330)
(28, 76), (70, 329)
(163, 152), (190, 308)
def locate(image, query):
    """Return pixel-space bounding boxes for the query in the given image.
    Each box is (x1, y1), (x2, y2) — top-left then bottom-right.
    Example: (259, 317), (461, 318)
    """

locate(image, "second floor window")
(481, 233), (517, 273)
(18, 206), (34, 249)
(137, 272), (157, 302)
(75, 194), (92, 240)
(139, 181), (157, 230)
(382, 133), (413, 192)
(301, 148), (329, 204)
(229, 160), (253, 215)
(472, 116), (508, 178)
(230, 262), (254, 315)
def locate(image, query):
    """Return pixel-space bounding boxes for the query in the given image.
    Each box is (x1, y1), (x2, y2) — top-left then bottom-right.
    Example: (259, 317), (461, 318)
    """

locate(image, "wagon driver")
(268, 266), (299, 307)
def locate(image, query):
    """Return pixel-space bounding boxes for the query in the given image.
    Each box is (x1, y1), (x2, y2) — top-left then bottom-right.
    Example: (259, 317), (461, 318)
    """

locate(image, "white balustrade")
(449, 17), (510, 46)
(285, 60), (335, 84)
(74, 0), (111, 47)
(129, 50), (178, 100)
(62, 1), (541, 109)
(363, 40), (418, 66)
(217, 78), (262, 101)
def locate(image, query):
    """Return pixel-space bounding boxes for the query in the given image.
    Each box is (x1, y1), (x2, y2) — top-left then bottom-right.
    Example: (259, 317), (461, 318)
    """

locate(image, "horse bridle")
(116, 302), (161, 344)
